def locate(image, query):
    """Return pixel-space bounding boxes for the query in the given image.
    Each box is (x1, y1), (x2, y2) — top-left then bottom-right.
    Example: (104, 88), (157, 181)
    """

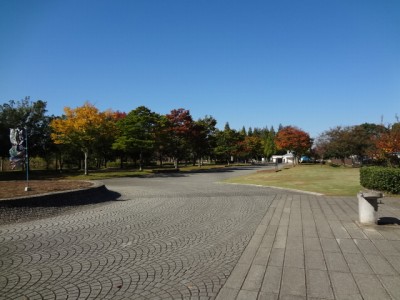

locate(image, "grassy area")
(0, 164), (233, 181)
(224, 164), (362, 196)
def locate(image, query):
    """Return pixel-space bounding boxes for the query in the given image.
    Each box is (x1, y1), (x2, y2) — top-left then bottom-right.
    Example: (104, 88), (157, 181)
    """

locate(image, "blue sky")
(1, 0), (399, 138)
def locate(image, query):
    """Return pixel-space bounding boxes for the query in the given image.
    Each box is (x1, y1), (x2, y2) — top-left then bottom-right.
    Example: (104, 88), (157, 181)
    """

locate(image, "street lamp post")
(24, 126), (30, 192)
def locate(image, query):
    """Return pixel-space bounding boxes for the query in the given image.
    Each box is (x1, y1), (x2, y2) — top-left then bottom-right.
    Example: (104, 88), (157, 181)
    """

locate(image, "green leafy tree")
(190, 116), (217, 166)
(214, 123), (240, 165)
(113, 106), (159, 170)
(263, 131), (276, 161)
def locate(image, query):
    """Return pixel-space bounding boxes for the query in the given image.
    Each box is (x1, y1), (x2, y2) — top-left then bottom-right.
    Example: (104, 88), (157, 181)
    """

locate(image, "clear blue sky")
(1, 0), (399, 138)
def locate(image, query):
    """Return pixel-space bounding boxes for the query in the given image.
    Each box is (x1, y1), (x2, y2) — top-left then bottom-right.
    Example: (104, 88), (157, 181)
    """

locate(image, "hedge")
(360, 166), (400, 194)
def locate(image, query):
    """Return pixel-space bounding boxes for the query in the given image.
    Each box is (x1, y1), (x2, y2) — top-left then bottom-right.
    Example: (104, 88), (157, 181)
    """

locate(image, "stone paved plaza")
(1, 166), (400, 299)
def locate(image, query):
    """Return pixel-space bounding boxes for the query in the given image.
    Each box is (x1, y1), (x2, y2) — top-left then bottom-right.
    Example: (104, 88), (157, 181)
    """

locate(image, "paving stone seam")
(215, 195), (280, 299)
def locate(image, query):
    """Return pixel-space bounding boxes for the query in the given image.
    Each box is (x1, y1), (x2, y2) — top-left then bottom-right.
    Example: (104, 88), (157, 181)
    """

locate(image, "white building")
(271, 151), (295, 164)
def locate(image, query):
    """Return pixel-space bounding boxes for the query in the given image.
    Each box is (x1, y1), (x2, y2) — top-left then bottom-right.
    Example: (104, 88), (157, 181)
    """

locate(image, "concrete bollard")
(358, 191), (383, 224)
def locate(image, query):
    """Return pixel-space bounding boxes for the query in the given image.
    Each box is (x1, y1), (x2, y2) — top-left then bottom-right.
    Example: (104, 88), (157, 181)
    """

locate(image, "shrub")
(360, 166), (400, 194)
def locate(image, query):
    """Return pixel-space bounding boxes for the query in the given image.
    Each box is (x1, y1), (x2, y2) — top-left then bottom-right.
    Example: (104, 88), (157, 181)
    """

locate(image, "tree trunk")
(174, 158), (178, 169)
(84, 151), (88, 175)
(139, 151), (143, 171)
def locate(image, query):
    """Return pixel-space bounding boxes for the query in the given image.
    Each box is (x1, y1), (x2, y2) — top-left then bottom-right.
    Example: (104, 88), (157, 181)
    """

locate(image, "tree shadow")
(0, 186), (122, 208)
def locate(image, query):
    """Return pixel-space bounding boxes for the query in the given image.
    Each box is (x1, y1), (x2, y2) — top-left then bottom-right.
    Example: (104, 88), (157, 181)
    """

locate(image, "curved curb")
(0, 181), (117, 207)
(219, 182), (325, 196)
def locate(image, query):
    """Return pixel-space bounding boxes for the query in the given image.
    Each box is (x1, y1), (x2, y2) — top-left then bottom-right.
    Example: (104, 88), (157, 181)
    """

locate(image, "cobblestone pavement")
(1, 166), (400, 300)
(0, 166), (296, 299)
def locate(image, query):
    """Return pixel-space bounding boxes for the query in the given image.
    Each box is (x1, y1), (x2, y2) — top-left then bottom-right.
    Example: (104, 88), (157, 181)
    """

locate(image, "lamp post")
(24, 126), (30, 192)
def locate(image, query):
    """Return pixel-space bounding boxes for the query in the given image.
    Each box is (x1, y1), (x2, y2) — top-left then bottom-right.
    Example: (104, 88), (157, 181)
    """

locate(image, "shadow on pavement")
(378, 217), (400, 226)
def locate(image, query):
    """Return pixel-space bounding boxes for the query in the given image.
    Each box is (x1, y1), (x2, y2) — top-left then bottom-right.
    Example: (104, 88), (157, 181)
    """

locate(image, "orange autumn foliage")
(275, 126), (312, 157)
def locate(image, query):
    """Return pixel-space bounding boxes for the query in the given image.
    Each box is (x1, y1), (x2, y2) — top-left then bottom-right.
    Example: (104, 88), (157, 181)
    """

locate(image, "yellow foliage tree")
(50, 102), (117, 175)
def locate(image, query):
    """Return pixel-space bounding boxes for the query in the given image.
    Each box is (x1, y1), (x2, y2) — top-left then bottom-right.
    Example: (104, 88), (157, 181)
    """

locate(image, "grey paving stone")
(306, 269), (334, 299)
(237, 289), (258, 300)
(303, 237), (322, 252)
(362, 228), (385, 240)
(329, 271), (360, 298)
(280, 267), (306, 297)
(379, 275), (400, 300)
(284, 249), (304, 269)
(337, 238), (360, 254)
(253, 247), (272, 266)
(372, 239), (400, 256)
(353, 273), (392, 300)
(287, 225), (302, 238)
(276, 226), (289, 237)
(305, 250), (326, 271)
(342, 222), (368, 240)
(268, 248), (285, 267)
(279, 294), (306, 300)
(324, 252), (350, 272)
(260, 235), (275, 249)
(260, 266), (282, 295)
(328, 220), (351, 239)
(343, 252), (374, 274)
(385, 255), (400, 273)
(286, 236), (303, 250)
(222, 263), (250, 290)
(242, 265), (266, 291)
(273, 235), (287, 249)
(302, 225), (318, 238)
(354, 239), (380, 255)
(257, 292), (278, 300)
(377, 229), (400, 241)
(320, 238), (340, 253)
(265, 225), (279, 237)
(363, 254), (398, 275)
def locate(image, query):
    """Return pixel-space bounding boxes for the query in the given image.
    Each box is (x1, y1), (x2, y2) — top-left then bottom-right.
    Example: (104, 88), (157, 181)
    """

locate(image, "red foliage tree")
(275, 126), (312, 163)
(165, 108), (194, 168)
(374, 123), (400, 166)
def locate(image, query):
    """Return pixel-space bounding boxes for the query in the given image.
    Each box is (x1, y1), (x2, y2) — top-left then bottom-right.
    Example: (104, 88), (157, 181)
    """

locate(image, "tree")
(164, 108), (194, 169)
(190, 116), (217, 166)
(240, 135), (263, 162)
(113, 106), (159, 170)
(263, 131), (276, 161)
(50, 102), (117, 175)
(275, 126), (312, 164)
(374, 122), (400, 166)
(214, 123), (241, 165)
(315, 124), (386, 166)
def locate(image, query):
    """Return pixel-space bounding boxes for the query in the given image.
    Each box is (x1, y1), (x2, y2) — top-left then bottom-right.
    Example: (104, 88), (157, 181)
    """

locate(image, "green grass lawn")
(224, 164), (362, 196)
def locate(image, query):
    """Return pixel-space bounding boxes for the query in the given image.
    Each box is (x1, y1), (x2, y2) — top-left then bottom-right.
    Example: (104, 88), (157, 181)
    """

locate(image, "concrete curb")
(0, 181), (121, 225)
(0, 181), (115, 207)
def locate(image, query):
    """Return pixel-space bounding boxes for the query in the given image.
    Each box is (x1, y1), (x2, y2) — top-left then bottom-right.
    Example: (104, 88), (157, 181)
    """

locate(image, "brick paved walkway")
(217, 194), (400, 300)
(1, 166), (400, 299)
